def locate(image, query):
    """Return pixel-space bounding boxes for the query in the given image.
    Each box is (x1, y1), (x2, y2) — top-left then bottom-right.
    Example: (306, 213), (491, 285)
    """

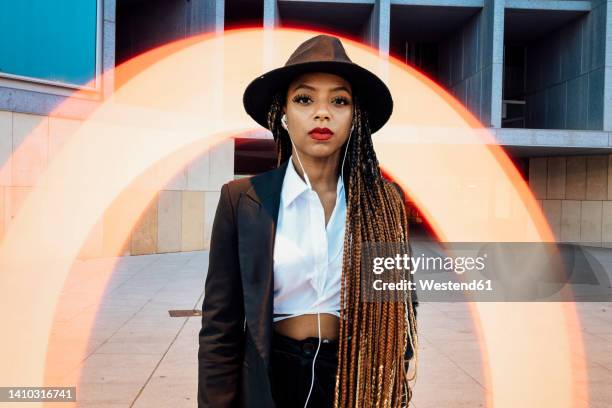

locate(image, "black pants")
(269, 331), (339, 408)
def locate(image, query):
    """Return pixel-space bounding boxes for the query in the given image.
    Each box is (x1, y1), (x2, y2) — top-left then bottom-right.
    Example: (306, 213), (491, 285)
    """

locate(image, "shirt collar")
(281, 156), (344, 208)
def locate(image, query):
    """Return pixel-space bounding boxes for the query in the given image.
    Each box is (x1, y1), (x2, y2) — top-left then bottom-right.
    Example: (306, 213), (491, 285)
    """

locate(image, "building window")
(0, 0), (100, 90)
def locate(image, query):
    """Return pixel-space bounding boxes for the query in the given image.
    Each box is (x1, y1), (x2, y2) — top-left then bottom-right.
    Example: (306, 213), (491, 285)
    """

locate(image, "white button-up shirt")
(272, 156), (346, 322)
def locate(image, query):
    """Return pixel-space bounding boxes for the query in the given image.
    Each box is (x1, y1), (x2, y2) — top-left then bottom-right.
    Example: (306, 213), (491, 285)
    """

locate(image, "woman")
(198, 34), (418, 408)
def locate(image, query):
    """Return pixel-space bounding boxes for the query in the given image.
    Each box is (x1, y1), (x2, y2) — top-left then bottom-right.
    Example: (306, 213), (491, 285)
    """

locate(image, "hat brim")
(242, 61), (393, 135)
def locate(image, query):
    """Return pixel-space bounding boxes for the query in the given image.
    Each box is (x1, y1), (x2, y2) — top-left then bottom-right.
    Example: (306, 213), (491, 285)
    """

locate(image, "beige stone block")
(0, 186), (4, 241)
(528, 157), (547, 199)
(12, 112), (48, 187)
(0, 110), (11, 186)
(77, 215), (105, 260)
(561, 200), (581, 242)
(138, 158), (187, 191)
(101, 193), (133, 257)
(566, 156), (586, 200)
(603, 202), (612, 248)
(542, 200), (562, 241)
(48, 116), (82, 161)
(580, 201), (602, 246)
(208, 139), (234, 191)
(181, 191), (205, 251)
(204, 190), (221, 249)
(586, 155), (608, 200)
(186, 151), (210, 191)
(4, 186), (31, 231)
(608, 154), (612, 201)
(164, 166), (187, 190)
(546, 157), (565, 199)
(157, 190), (181, 253)
(131, 195), (158, 255)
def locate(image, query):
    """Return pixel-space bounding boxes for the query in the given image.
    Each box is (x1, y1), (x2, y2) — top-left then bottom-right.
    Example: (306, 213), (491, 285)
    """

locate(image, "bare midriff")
(273, 313), (340, 341)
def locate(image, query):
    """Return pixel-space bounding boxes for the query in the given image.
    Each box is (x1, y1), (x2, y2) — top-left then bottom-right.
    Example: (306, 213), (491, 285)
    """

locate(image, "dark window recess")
(225, 0), (263, 30)
(234, 138), (277, 175)
(502, 45), (527, 128)
(391, 41), (440, 83)
(277, 1), (372, 41)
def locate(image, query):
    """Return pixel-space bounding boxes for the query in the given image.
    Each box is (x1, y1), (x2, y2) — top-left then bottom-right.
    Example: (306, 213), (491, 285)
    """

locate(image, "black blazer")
(197, 159), (417, 408)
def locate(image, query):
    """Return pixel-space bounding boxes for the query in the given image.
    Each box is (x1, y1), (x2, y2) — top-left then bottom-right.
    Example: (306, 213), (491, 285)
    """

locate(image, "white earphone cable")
(304, 312), (322, 408)
(282, 115), (353, 407)
(340, 125), (353, 183)
(283, 115), (312, 190)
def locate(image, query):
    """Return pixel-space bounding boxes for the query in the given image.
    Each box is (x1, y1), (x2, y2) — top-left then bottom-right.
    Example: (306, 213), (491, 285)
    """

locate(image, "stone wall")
(0, 110), (233, 259)
(529, 154), (612, 247)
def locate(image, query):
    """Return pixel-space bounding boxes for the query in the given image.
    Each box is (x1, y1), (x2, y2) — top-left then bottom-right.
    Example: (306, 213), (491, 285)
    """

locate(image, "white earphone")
(281, 114), (289, 130)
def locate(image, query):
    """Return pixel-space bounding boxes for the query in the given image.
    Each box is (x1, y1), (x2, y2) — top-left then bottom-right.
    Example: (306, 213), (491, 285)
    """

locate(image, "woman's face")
(283, 72), (353, 160)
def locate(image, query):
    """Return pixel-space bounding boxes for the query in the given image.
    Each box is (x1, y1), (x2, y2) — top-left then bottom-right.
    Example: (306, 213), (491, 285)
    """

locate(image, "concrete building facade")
(1, 0), (611, 258)
(0, 0), (233, 259)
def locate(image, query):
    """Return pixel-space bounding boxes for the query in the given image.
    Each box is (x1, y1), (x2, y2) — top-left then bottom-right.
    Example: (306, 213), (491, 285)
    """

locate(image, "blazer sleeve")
(389, 181), (419, 360)
(198, 183), (245, 407)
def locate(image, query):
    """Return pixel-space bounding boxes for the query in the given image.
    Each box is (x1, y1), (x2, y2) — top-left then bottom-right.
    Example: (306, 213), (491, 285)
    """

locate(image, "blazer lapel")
(237, 159), (289, 366)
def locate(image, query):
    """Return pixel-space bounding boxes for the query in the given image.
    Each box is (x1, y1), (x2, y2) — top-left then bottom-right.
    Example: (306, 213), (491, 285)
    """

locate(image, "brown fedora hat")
(242, 34), (393, 134)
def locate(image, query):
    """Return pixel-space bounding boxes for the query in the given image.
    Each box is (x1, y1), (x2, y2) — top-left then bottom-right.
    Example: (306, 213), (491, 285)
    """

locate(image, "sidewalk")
(52, 249), (612, 407)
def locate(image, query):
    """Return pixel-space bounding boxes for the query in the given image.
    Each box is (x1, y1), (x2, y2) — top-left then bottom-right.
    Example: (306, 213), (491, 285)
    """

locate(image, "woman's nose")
(313, 103), (331, 121)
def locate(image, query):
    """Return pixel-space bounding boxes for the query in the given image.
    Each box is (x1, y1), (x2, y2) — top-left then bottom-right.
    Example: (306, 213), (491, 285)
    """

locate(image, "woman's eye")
(333, 97), (350, 106)
(292, 94), (312, 104)
(291, 94), (351, 106)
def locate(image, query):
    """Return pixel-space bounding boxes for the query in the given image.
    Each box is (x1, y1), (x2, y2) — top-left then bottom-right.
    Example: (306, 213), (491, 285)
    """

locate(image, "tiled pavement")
(49, 248), (612, 407)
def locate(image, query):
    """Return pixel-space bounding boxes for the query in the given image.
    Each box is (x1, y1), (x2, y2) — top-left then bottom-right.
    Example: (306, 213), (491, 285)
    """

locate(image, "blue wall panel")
(0, 0), (98, 87)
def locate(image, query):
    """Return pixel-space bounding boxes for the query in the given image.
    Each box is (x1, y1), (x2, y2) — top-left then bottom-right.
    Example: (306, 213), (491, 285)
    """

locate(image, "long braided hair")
(267, 85), (419, 407)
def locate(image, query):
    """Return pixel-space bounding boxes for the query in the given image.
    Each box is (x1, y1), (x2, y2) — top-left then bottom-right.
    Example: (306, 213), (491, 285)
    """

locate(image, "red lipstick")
(309, 127), (334, 141)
